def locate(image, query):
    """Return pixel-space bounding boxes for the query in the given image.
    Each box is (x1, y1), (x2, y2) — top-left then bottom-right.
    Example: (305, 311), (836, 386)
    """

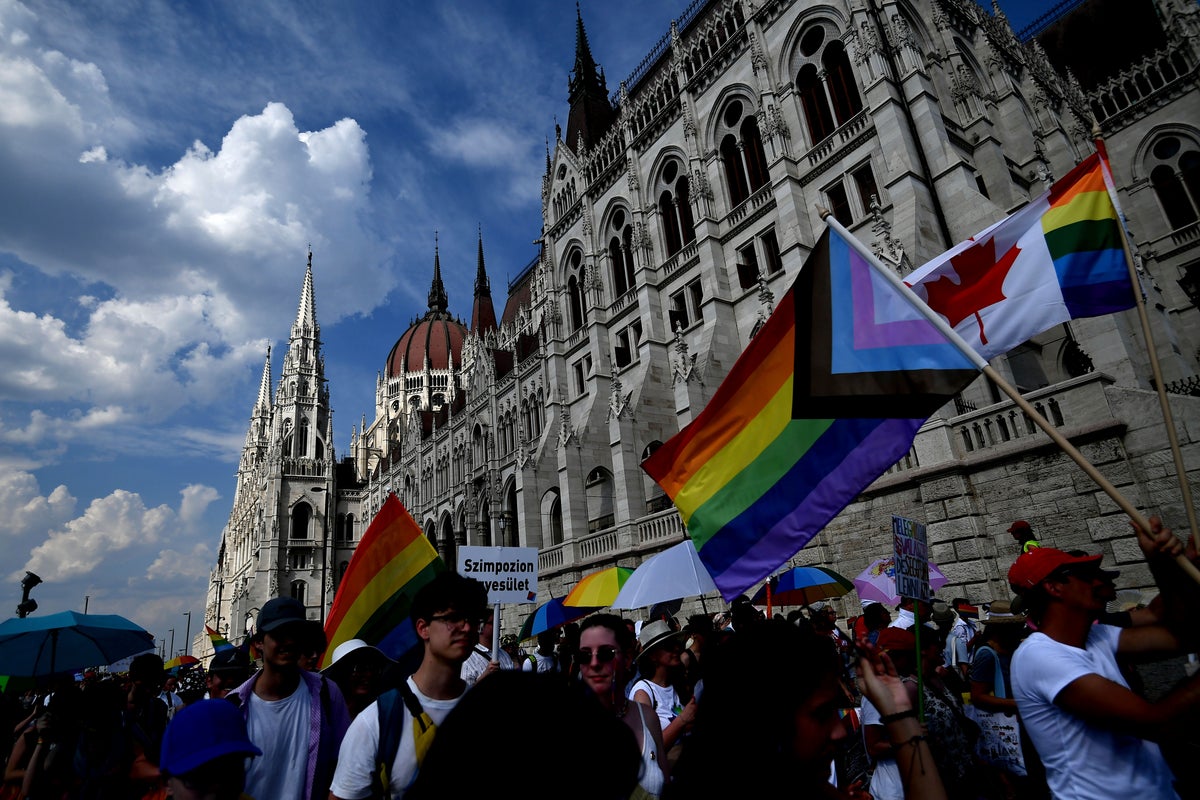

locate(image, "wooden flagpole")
(1092, 123), (1199, 543)
(819, 210), (1200, 586)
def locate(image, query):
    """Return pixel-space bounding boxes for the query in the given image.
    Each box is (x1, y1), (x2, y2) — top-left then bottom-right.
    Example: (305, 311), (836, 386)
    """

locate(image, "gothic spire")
(471, 226), (498, 333)
(565, 2), (615, 153)
(570, 2), (600, 98)
(255, 345), (272, 414)
(292, 250), (319, 338)
(428, 232), (449, 316)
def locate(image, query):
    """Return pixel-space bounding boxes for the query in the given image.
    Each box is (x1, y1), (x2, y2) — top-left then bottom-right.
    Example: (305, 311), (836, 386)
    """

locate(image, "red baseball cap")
(1008, 547), (1103, 590)
(1007, 520), (1032, 533)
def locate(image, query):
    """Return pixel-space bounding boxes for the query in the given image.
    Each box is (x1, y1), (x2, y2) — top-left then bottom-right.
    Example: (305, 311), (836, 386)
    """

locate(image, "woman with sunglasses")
(579, 614), (669, 798)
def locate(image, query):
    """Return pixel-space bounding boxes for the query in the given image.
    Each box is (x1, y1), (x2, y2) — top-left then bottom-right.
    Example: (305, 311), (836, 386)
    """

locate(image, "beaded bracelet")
(879, 709), (917, 724)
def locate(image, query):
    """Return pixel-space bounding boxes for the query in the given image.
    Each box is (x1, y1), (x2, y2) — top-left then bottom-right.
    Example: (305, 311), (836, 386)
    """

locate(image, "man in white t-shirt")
(232, 597), (350, 800)
(1008, 518), (1200, 800)
(523, 630), (560, 673)
(331, 572), (489, 799)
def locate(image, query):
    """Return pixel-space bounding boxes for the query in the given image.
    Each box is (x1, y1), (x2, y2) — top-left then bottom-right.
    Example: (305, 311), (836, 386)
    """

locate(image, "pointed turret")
(565, 3), (616, 153)
(471, 227), (498, 334)
(428, 232), (449, 317)
(255, 345), (272, 415)
(291, 250), (319, 340)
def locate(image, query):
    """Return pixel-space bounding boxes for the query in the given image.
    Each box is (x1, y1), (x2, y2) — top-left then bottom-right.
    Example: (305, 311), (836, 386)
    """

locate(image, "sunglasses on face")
(577, 646), (619, 664)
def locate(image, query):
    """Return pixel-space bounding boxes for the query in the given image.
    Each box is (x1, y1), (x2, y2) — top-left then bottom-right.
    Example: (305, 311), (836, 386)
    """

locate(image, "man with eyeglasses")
(1008, 517), (1200, 799)
(330, 571), (488, 800)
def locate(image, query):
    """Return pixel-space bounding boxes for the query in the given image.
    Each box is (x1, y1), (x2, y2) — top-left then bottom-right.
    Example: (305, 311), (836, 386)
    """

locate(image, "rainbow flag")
(321, 494), (444, 668)
(204, 624), (234, 653)
(643, 228), (978, 600)
(907, 152), (1134, 361)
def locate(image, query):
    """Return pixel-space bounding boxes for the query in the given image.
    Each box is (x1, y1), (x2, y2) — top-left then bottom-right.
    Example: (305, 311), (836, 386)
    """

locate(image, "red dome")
(386, 312), (467, 377)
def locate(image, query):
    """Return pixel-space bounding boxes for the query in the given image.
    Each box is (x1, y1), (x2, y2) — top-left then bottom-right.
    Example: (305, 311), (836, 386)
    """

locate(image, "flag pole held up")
(1092, 124), (1199, 544)
(819, 210), (1200, 586)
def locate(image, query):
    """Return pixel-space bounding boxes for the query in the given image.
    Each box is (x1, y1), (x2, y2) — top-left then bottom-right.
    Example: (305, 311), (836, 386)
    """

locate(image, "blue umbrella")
(0, 611), (155, 676)
(518, 597), (599, 641)
(749, 566), (854, 607)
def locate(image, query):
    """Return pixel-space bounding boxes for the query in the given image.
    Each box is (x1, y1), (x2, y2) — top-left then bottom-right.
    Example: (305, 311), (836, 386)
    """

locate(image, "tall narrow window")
(291, 503), (311, 539)
(824, 41), (863, 125)
(852, 164), (879, 216)
(742, 117), (769, 193)
(797, 64), (834, 144)
(1147, 136), (1200, 230)
(721, 134), (749, 207)
(761, 229), (783, 274)
(676, 177), (696, 244)
(736, 241), (761, 291)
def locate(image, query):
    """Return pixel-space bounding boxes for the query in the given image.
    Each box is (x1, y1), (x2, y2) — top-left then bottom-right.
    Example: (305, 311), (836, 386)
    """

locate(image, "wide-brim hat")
(637, 620), (686, 655)
(160, 699), (262, 776)
(321, 638), (395, 680)
(983, 599), (1027, 625)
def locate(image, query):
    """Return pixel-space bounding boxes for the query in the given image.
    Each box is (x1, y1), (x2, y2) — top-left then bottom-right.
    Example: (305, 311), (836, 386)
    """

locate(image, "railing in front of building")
(579, 527), (619, 560)
(1090, 39), (1195, 127)
(948, 373), (1115, 458)
(281, 458), (327, 478)
(611, 287), (638, 314)
(804, 110), (869, 171)
(661, 242), (699, 278)
(637, 507), (685, 545)
(725, 184), (774, 229)
(539, 542), (566, 572)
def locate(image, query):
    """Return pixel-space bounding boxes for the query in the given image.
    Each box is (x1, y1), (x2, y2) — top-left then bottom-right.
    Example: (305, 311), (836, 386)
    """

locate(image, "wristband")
(880, 709), (917, 724)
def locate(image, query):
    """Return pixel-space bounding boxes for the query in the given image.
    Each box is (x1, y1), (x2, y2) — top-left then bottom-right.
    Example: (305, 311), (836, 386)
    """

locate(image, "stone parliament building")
(204, 0), (1200, 648)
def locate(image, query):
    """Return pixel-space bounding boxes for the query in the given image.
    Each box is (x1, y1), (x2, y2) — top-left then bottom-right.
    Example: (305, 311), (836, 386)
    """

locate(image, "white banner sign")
(892, 515), (931, 602)
(457, 546), (539, 604)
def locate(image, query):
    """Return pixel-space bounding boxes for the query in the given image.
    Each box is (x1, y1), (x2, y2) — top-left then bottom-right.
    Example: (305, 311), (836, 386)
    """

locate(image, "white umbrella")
(610, 540), (719, 610)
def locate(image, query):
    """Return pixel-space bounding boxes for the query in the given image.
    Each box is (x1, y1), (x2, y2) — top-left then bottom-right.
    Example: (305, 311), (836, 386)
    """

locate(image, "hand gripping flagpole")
(1093, 122), (1199, 547)
(818, 210), (1200, 587)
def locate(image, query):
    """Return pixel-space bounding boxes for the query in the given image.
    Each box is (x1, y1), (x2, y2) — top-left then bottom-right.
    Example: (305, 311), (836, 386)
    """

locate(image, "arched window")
(608, 208), (636, 296)
(291, 580), (307, 605)
(655, 158), (695, 257)
(543, 489), (564, 547)
(741, 117), (769, 192)
(585, 467), (615, 532)
(566, 250), (585, 330)
(797, 64), (834, 143)
(823, 41), (862, 125)
(793, 25), (863, 146)
(1147, 136), (1200, 230)
(296, 419), (309, 458)
(343, 513), (355, 541)
(721, 133), (749, 206)
(291, 502), (312, 539)
(717, 100), (767, 208)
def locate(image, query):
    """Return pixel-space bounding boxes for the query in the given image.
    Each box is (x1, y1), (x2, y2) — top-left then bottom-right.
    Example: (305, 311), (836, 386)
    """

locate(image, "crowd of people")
(1, 514), (1196, 800)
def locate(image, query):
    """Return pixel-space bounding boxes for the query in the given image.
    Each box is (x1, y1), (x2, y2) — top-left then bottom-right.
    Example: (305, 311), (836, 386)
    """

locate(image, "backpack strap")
(374, 688), (406, 799)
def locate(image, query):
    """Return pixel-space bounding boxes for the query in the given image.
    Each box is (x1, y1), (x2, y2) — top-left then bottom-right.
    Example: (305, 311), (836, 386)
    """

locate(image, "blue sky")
(0, 0), (1044, 655)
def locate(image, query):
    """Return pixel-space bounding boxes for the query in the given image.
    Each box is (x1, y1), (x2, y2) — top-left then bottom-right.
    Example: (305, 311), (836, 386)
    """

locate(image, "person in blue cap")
(160, 698), (262, 800)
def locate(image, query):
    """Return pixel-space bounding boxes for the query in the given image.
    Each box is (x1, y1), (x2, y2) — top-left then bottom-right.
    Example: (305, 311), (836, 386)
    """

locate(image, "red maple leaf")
(919, 238), (1021, 345)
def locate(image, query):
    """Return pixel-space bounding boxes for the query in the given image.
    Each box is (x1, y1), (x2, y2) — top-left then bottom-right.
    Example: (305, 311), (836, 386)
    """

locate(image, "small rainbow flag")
(907, 152), (1134, 361)
(321, 494), (444, 669)
(205, 624), (234, 653)
(644, 228), (977, 600)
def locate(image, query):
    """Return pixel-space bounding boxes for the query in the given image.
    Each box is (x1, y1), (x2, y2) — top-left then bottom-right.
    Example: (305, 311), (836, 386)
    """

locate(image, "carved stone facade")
(207, 0), (1200, 649)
